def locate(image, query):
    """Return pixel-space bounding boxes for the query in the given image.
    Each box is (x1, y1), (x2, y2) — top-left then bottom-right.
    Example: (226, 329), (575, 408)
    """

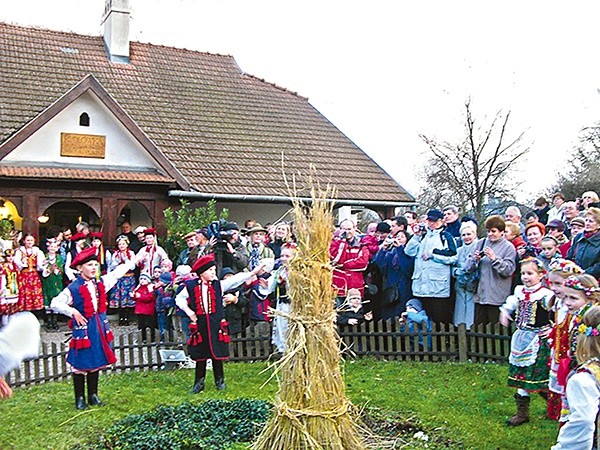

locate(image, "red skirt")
(18, 270), (44, 311)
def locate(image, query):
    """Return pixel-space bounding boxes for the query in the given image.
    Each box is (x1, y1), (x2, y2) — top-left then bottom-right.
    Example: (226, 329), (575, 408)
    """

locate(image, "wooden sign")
(60, 133), (106, 158)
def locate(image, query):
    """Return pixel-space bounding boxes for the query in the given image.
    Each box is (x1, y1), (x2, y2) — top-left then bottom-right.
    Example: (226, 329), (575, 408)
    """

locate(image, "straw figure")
(254, 186), (365, 450)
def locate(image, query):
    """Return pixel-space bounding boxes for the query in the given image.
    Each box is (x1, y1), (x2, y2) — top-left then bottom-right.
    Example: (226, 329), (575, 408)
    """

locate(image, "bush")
(163, 199), (228, 260)
(81, 399), (270, 450)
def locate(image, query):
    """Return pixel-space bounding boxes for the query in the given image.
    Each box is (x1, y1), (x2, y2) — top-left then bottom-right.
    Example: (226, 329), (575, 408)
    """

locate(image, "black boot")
(191, 361), (206, 393)
(73, 374), (88, 410)
(213, 360), (226, 390)
(86, 371), (104, 406)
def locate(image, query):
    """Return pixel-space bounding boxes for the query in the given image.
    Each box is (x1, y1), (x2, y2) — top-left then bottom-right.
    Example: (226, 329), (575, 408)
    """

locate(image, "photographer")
(330, 219), (369, 306)
(210, 222), (249, 275)
(464, 215), (516, 325)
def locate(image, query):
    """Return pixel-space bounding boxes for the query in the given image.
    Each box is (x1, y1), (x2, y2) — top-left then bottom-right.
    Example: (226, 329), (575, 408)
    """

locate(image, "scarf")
(249, 244), (261, 271)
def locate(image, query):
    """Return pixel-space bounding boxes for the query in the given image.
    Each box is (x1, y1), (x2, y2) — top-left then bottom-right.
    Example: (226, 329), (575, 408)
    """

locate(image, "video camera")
(207, 219), (236, 245)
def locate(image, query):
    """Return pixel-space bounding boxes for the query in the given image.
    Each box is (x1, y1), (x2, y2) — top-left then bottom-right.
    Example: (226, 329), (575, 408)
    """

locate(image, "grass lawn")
(0, 360), (558, 449)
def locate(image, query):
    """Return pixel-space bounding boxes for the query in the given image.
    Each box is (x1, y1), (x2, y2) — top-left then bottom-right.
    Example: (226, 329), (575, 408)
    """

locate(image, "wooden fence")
(5, 321), (513, 389)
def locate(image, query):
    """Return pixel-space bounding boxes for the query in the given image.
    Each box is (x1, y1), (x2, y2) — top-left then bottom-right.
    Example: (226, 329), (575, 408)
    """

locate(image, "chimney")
(101, 0), (131, 63)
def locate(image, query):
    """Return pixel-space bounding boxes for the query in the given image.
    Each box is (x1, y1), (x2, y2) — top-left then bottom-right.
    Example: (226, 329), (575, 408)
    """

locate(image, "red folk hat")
(192, 253), (216, 275)
(71, 232), (87, 242)
(70, 247), (98, 269)
(144, 227), (156, 236)
(90, 231), (103, 240)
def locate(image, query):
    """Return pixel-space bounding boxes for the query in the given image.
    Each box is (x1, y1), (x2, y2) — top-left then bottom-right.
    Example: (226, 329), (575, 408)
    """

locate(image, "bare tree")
(550, 123), (600, 199)
(418, 99), (530, 224)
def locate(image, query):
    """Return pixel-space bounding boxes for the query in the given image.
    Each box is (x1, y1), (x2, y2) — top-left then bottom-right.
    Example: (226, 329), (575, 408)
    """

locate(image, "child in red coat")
(132, 274), (155, 342)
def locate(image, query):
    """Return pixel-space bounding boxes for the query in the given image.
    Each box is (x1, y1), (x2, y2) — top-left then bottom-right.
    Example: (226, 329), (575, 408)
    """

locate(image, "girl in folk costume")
(136, 228), (168, 278)
(90, 232), (110, 277)
(558, 274), (600, 425)
(175, 254), (264, 393)
(64, 233), (88, 282)
(0, 249), (20, 325)
(546, 259), (584, 421)
(51, 247), (140, 410)
(108, 235), (136, 325)
(552, 306), (600, 450)
(499, 257), (554, 426)
(14, 234), (46, 314)
(41, 238), (65, 330)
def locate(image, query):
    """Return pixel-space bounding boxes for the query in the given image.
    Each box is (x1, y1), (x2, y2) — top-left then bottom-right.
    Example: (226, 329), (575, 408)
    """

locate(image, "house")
(0, 0), (414, 245)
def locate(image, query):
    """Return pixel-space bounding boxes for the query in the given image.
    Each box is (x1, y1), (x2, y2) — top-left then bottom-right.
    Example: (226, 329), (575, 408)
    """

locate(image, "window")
(79, 112), (90, 127)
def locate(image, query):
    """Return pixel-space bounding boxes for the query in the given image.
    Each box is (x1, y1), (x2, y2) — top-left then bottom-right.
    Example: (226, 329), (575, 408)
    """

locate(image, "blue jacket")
(567, 231), (600, 278)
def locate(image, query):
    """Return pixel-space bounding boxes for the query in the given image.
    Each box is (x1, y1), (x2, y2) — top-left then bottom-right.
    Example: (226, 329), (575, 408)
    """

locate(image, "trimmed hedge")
(79, 399), (270, 450)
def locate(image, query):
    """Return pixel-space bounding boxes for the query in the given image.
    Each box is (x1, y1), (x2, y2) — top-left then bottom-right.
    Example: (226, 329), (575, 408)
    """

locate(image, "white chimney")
(101, 0), (131, 63)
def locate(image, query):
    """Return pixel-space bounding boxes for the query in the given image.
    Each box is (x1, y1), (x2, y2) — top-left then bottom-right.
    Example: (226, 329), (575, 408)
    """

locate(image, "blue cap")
(426, 209), (444, 221)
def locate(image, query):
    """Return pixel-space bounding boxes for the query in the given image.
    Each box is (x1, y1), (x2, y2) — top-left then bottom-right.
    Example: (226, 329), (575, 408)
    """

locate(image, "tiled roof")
(0, 165), (174, 184)
(0, 23), (414, 204)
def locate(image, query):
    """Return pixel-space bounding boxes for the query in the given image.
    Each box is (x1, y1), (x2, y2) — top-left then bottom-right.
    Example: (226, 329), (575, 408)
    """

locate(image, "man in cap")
(245, 223), (275, 271)
(176, 231), (199, 267)
(405, 209), (457, 324)
(175, 254), (264, 393)
(51, 247), (142, 409)
(136, 228), (168, 278)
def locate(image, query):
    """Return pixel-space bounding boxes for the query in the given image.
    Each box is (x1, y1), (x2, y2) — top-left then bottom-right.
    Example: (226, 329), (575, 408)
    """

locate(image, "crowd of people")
(0, 190), (599, 446)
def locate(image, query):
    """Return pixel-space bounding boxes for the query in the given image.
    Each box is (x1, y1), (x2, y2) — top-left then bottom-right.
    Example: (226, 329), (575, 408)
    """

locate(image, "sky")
(2, 0), (600, 204)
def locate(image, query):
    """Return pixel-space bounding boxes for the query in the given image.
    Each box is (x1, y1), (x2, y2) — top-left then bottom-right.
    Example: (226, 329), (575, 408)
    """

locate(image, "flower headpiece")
(565, 276), (600, 296)
(521, 257), (546, 275)
(548, 259), (584, 275)
(578, 323), (600, 337)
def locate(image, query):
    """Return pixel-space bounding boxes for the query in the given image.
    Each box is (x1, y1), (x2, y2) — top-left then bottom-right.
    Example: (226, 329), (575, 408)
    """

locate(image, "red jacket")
(330, 237), (369, 297)
(360, 234), (380, 260)
(133, 284), (155, 315)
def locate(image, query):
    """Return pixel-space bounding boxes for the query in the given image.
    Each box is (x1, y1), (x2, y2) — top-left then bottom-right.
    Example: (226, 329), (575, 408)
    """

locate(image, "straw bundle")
(253, 186), (365, 450)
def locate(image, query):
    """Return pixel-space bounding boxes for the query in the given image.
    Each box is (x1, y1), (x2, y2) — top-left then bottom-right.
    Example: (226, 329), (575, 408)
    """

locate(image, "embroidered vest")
(67, 277), (108, 318)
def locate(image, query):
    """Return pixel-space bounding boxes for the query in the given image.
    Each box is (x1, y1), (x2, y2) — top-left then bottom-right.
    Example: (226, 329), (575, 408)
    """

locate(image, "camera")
(207, 219), (235, 249)
(339, 230), (349, 240)
(418, 224), (427, 234)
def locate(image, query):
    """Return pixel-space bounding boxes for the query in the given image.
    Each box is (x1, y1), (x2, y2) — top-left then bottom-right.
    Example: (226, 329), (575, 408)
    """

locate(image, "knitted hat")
(133, 226), (147, 234)
(406, 298), (424, 312)
(525, 221), (546, 236)
(159, 272), (173, 284)
(139, 274), (152, 282)
(346, 288), (362, 300)
(192, 254), (216, 275)
(70, 247), (97, 269)
(219, 267), (235, 280)
(175, 265), (192, 277)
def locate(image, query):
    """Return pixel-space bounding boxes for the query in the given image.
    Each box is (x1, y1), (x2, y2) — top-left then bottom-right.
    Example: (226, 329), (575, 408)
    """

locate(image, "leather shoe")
(75, 396), (88, 410)
(215, 379), (226, 390)
(88, 394), (105, 406)
(190, 378), (205, 394)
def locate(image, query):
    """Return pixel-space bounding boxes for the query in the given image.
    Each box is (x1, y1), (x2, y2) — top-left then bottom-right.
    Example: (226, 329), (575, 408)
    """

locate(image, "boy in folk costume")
(51, 247), (140, 410)
(175, 254), (264, 393)
(136, 228), (168, 278)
